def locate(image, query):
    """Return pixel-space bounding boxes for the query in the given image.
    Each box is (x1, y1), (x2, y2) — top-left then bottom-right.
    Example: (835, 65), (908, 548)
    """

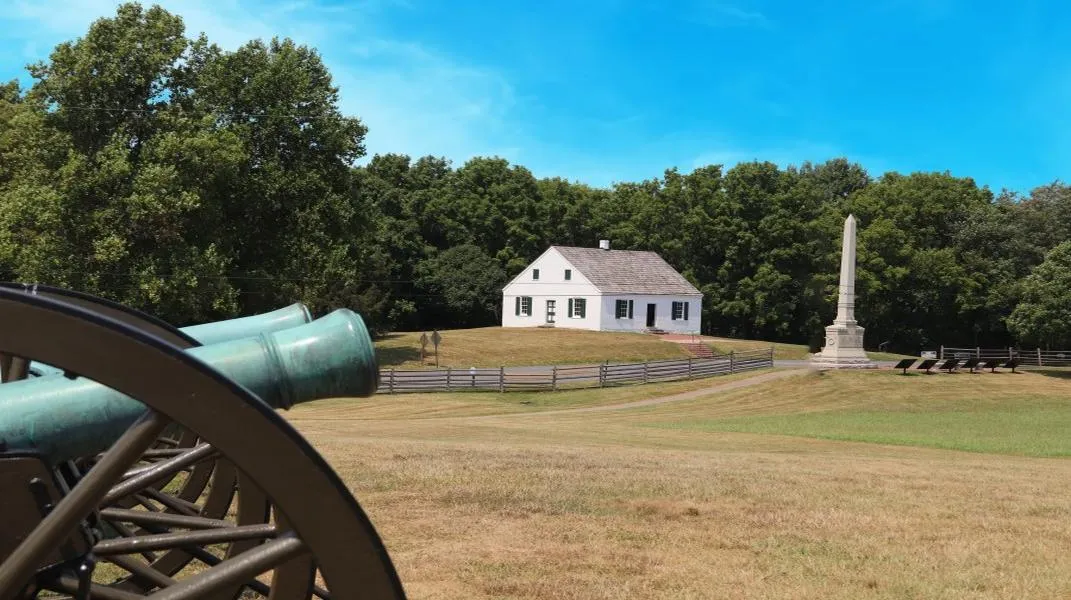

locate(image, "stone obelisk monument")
(811, 214), (875, 369)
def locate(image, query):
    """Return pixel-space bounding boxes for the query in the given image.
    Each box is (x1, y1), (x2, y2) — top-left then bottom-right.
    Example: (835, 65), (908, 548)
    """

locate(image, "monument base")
(809, 323), (877, 369)
(809, 356), (878, 369)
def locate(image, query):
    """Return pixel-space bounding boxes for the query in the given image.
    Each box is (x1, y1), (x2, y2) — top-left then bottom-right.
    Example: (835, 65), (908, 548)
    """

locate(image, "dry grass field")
(375, 327), (692, 368)
(374, 327), (914, 369)
(289, 367), (1071, 599)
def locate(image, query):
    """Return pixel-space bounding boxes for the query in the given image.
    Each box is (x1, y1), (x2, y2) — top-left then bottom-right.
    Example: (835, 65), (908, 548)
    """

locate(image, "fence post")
(552, 366), (558, 391)
(1008, 347), (1013, 360)
(687, 357), (693, 379)
(976, 346), (980, 359)
(769, 347), (775, 366)
(939, 345), (944, 359)
(730, 351), (735, 374)
(446, 367), (452, 391)
(643, 361), (649, 384)
(389, 368), (395, 394)
(499, 366), (505, 393)
(599, 361), (606, 387)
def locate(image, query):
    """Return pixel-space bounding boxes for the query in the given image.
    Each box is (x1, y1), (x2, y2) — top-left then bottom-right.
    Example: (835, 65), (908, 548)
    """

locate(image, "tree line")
(1, 3), (1068, 352)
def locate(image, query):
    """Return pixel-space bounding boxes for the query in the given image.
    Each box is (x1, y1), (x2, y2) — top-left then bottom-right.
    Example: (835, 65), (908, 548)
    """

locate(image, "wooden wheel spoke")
(0, 410), (168, 597)
(45, 574), (146, 600)
(140, 487), (202, 516)
(139, 447), (199, 459)
(105, 553), (179, 590)
(107, 443), (217, 503)
(132, 493), (163, 512)
(100, 507), (234, 530)
(146, 533), (308, 600)
(104, 518), (159, 562)
(94, 524), (279, 556)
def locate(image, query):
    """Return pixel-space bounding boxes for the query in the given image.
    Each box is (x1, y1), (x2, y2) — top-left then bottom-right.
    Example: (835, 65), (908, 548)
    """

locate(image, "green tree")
(0, 2), (379, 326)
(1007, 242), (1071, 348)
(844, 171), (993, 350)
(0, 3), (240, 323)
(415, 244), (506, 328)
(194, 36), (373, 319)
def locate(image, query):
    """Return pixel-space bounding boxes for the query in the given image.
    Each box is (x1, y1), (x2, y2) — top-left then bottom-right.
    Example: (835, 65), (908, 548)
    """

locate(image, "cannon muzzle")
(29, 303), (314, 376)
(0, 308), (378, 464)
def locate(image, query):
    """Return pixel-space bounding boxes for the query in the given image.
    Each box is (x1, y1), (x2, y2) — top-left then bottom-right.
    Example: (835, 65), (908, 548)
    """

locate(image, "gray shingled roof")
(552, 246), (701, 295)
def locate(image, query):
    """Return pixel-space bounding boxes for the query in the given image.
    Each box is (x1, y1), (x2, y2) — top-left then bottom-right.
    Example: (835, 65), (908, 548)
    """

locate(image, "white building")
(501, 241), (703, 333)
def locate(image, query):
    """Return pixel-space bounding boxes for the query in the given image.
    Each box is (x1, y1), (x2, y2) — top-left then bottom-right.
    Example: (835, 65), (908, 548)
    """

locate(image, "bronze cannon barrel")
(0, 308), (378, 464)
(179, 302), (313, 346)
(29, 303), (314, 377)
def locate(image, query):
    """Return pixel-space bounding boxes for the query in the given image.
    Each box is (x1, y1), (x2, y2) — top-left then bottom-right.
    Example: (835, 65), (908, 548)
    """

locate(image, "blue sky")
(1, 0), (1067, 193)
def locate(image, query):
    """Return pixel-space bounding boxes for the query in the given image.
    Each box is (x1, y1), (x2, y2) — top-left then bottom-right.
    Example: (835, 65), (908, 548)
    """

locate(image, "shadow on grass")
(374, 332), (409, 341)
(1032, 368), (1071, 380)
(375, 346), (424, 367)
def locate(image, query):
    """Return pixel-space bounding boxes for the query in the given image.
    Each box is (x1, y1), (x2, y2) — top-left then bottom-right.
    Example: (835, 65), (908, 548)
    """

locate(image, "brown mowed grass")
(375, 327), (692, 369)
(289, 368), (1071, 599)
(291, 368), (782, 420)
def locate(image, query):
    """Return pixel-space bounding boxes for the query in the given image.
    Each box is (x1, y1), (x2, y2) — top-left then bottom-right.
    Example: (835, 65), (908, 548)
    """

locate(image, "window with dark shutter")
(532, 269), (540, 280)
(568, 298), (574, 317)
(684, 302), (689, 321)
(565, 269), (571, 281)
(672, 301), (684, 320)
(615, 299), (628, 319)
(515, 297), (520, 316)
(575, 298), (586, 318)
(628, 300), (634, 319)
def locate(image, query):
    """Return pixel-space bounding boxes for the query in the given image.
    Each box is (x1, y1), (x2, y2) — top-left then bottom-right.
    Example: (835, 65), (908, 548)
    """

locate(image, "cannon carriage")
(0, 283), (406, 599)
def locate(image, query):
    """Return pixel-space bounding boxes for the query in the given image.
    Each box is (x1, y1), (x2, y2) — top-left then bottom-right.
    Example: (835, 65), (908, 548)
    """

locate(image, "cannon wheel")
(0, 284), (265, 592)
(0, 283), (202, 349)
(0, 283), (201, 382)
(0, 289), (406, 599)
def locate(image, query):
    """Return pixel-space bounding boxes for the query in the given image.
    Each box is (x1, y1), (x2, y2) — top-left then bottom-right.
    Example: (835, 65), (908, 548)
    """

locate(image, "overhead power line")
(39, 104), (347, 121)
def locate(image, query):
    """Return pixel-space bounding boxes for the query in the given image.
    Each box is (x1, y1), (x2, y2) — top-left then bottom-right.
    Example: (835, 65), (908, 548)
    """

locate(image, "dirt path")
(469, 368), (810, 419)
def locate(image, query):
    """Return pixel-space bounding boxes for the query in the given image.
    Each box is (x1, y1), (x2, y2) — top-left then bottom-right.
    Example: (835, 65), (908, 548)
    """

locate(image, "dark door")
(646, 303), (656, 327)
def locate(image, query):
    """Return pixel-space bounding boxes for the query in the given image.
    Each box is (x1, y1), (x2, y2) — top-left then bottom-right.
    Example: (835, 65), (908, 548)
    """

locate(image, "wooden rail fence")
(939, 346), (1071, 367)
(377, 348), (774, 394)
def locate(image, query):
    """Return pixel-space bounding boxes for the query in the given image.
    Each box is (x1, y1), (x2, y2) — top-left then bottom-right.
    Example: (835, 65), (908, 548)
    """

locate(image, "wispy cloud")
(330, 40), (524, 164)
(687, 1), (773, 29)
(1, 0), (528, 167)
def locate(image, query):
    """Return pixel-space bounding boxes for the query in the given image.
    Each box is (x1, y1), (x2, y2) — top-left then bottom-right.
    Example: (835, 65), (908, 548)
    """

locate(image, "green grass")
(649, 372), (1071, 457)
(654, 404), (1071, 457)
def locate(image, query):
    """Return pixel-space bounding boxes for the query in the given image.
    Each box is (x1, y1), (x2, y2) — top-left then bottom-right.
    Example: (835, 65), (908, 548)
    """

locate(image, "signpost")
(431, 329), (442, 367)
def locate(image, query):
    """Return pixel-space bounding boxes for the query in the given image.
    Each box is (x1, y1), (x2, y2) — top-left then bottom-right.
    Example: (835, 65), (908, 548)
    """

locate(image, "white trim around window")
(515, 296), (533, 317)
(671, 301), (689, 321)
(567, 297), (586, 318)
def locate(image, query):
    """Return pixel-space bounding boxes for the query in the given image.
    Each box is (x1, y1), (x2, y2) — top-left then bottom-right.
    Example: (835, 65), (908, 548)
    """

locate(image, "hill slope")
(375, 327), (692, 368)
